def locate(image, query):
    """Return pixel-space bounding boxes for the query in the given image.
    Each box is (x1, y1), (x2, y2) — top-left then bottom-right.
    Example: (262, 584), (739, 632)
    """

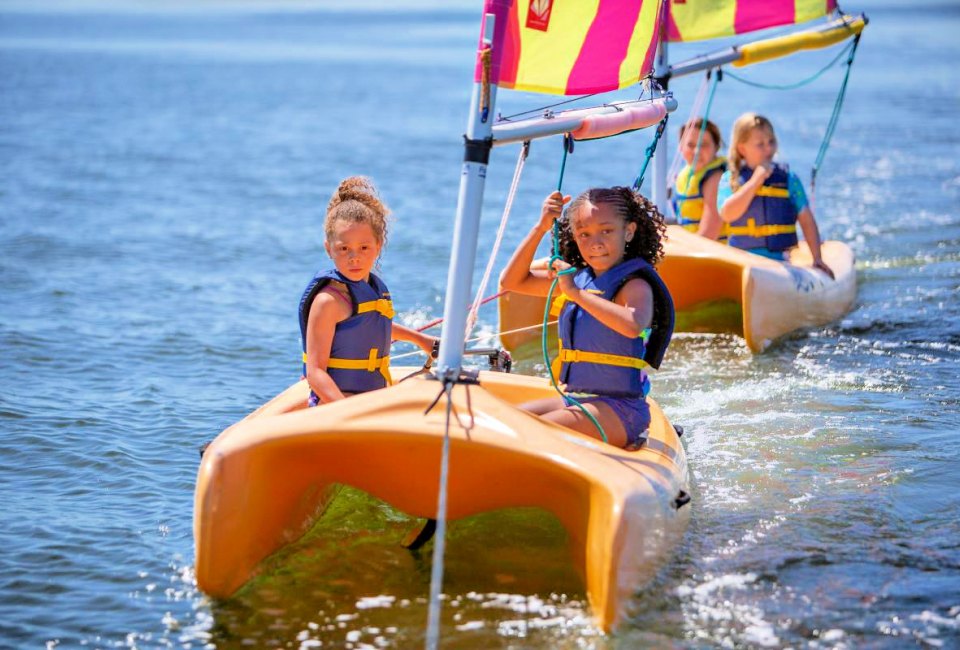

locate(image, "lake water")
(1, 1), (958, 648)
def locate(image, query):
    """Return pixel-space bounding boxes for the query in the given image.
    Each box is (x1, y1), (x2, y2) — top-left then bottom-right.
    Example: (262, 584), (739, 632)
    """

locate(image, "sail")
(668, 0), (837, 43)
(477, 0), (664, 96)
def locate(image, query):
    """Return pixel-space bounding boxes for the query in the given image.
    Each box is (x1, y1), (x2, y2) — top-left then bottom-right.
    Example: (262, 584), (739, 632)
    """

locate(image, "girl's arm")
(499, 191), (570, 297)
(696, 172), (724, 240)
(555, 269), (653, 338)
(304, 289), (352, 403)
(720, 165), (772, 223)
(392, 323), (438, 356)
(796, 206), (835, 279)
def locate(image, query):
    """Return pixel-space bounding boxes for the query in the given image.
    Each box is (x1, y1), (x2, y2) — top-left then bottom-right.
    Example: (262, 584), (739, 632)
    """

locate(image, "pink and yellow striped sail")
(477, 0), (663, 96)
(668, 0), (838, 43)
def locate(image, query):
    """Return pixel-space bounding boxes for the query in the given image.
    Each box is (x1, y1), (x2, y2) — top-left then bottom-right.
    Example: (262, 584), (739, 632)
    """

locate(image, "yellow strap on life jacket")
(304, 348), (393, 385)
(727, 218), (797, 237)
(356, 298), (394, 319)
(754, 186), (790, 199)
(558, 347), (650, 370)
(325, 347), (392, 385)
(549, 289), (604, 317)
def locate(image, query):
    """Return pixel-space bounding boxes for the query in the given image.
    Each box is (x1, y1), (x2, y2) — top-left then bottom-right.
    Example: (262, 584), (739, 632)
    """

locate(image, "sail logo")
(526, 0), (553, 32)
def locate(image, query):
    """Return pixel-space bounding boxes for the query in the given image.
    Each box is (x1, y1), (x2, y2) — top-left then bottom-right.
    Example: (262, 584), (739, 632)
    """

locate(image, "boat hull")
(499, 225), (857, 353)
(194, 369), (690, 631)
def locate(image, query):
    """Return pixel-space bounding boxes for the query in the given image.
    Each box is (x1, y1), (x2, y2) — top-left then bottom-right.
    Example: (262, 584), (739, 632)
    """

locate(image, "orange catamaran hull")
(500, 225), (857, 354)
(194, 369), (690, 632)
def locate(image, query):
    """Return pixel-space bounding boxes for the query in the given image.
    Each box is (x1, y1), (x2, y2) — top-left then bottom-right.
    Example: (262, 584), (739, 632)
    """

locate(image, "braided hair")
(558, 186), (666, 269)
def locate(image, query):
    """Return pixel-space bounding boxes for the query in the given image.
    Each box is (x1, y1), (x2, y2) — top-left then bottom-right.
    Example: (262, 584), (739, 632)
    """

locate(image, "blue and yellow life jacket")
(727, 163), (799, 252)
(550, 258), (674, 398)
(673, 156), (728, 240)
(298, 269), (394, 399)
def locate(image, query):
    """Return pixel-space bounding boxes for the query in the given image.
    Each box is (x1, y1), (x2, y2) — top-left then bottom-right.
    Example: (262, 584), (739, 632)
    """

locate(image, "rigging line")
(390, 319), (561, 363)
(723, 38), (856, 91)
(541, 277), (607, 444)
(632, 114), (670, 190)
(424, 380), (454, 650)
(542, 135), (606, 443)
(415, 291), (505, 333)
(465, 142), (530, 338)
(498, 92), (605, 122)
(674, 68), (721, 198)
(811, 33), (861, 213)
(666, 70), (712, 194)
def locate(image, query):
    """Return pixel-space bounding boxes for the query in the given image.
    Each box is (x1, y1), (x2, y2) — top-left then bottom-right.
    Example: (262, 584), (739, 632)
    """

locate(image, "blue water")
(1, 1), (958, 647)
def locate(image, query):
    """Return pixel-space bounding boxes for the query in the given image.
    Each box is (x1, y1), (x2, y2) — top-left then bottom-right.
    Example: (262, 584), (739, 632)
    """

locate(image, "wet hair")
(727, 112), (775, 191)
(678, 117), (723, 151)
(324, 176), (390, 247)
(558, 186), (666, 269)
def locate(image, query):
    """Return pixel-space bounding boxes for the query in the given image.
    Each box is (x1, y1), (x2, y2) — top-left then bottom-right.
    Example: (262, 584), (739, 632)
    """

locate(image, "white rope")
(424, 383), (454, 650)
(464, 143), (529, 338)
(666, 71), (711, 195)
(390, 320), (559, 362)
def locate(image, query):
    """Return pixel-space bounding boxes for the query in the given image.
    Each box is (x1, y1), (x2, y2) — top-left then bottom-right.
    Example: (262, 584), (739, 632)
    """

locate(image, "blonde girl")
(719, 113), (834, 277)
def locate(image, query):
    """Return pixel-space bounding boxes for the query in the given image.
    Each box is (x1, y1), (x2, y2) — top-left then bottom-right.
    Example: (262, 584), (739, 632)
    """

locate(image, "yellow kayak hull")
(193, 369), (690, 632)
(500, 225), (857, 354)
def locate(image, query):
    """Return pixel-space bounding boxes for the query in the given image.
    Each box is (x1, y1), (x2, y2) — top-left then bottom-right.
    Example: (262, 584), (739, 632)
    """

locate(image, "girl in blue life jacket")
(718, 112), (835, 278)
(499, 187), (675, 450)
(299, 176), (437, 407)
(673, 118), (728, 241)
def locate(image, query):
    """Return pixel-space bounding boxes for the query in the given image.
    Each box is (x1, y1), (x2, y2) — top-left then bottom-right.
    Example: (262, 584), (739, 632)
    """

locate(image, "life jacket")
(727, 163), (799, 252)
(298, 269), (394, 398)
(550, 258), (674, 398)
(673, 156), (728, 240)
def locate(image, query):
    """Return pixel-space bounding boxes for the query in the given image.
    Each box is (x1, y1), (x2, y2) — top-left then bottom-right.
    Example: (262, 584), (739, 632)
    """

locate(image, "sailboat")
(499, 1), (866, 353)
(194, 0), (690, 636)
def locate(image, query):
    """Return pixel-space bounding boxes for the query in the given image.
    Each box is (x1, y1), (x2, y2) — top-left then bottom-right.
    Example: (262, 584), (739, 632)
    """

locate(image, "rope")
(424, 381), (455, 650)
(390, 319), (560, 363)
(478, 46), (491, 122)
(811, 34), (861, 212)
(723, 38), (856, 91)
(465, 142), (530, 338)
(541, 136), (607, 443)
(667, 70), (711, 193)
(632, 113), (670, 190)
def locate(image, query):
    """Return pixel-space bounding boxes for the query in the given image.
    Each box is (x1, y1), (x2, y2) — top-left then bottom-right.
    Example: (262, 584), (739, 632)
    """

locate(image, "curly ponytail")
(324, 176), (390, 248)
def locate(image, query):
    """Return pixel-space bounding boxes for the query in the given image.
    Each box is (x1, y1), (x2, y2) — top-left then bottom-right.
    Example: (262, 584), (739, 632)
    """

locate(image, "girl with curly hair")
(298, 176), (437, 407)
(500, 187), (675, 449)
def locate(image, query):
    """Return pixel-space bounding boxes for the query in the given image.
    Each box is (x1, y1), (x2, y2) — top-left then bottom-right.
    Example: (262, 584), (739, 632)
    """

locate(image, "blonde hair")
(727, 113), (775, 191)
(324, 176), (390, 247)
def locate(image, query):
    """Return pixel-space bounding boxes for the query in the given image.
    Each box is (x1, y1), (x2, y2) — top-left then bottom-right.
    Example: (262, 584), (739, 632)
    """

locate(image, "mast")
(651, 0), (670, 215)
(435, 13), (498, 380)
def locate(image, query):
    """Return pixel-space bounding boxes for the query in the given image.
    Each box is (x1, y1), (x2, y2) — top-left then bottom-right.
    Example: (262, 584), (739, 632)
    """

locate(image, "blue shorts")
(566, 395), (651, 450)
(745, 246), (787, 261)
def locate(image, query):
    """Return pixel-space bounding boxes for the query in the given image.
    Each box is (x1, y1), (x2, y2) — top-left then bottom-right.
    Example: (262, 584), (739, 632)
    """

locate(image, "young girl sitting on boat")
(673, 118), (727, 241)
(719, 112), (835, 278)
(298, 176), (437, 407)
(500, 187), (674, 450)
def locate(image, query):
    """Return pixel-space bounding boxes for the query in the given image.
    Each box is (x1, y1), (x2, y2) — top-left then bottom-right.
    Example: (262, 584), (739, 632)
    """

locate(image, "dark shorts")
(566, 394), (651, 450)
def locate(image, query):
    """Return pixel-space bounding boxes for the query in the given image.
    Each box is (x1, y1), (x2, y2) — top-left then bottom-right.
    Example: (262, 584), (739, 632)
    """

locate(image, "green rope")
(723, 38), (856, 91)
(540, 135), (607, 444)
(632, 113), (670, 190)
(812, 34), (861, 192)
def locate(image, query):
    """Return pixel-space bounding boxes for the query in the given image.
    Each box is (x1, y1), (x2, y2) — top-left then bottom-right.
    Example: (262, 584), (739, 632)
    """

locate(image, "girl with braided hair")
(298, 176), (437, 407)
(500, 187), (675, 450)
